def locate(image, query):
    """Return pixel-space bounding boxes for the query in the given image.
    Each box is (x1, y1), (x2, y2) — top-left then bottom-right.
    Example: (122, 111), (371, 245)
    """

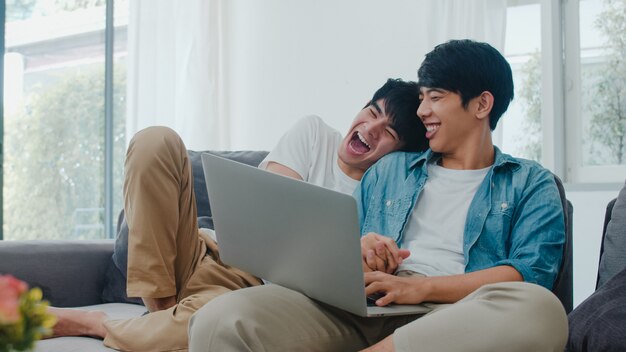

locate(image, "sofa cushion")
(102, 150), (269, 304)
(597, 180), (626, 288)
(566, 265), (626, 352)
(0, 240), (114, 307)
(35, 303), (147, 352)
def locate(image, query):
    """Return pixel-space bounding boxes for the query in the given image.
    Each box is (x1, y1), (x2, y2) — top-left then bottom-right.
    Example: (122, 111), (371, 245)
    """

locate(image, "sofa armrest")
(0, 240), (114, 307)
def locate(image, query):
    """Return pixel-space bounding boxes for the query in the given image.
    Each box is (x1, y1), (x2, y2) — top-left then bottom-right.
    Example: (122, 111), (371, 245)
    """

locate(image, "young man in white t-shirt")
(48, 78), (427, 351)
(261, 78), (428, 194)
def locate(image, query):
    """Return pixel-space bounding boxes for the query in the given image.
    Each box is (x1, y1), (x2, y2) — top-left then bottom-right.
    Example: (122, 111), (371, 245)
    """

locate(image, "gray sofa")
(0, 150), (575, 351)
(566, 181), (626, 351)
(0, 150), (269, 352)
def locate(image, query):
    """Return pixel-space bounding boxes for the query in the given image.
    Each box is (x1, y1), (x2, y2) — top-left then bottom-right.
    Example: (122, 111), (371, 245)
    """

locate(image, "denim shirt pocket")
(478, 200), (516, 258)
(362, 195), (413, 243)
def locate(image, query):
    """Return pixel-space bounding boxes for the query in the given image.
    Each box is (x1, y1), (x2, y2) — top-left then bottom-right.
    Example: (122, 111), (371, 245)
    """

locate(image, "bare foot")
(47, 307), (108, 339)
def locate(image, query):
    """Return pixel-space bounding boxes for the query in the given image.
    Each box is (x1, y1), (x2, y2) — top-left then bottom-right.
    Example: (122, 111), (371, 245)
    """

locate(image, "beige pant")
(189, 281), (568, 352)
(103, 127), (261, 352)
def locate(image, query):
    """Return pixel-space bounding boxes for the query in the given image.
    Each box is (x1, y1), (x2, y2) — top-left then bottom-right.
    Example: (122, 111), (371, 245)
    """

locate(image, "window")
(566, 0), (626, 182)
(2, 0), (127, 240)
(500, 1), (543, 163)
(500, 0), (626, 183)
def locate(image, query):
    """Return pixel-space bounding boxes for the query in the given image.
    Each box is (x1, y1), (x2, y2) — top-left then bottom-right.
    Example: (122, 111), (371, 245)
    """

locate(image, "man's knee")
(126, 126), (187, 172)
(188, 291), (260, 352)
(395, 283), (568, 352)
(482, 282), (568, 351)
(129, 125), (184, 152)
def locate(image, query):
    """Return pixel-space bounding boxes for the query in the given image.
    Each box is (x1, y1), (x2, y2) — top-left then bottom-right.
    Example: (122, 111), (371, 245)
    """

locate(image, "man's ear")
(475, 91), (494, 121)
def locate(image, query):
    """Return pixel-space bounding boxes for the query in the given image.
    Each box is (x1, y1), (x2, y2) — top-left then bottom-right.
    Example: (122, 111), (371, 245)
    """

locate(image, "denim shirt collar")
(409, 146), (521, 173)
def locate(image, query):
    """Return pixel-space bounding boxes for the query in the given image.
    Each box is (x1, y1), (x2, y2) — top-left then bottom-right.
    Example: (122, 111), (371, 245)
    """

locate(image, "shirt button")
(501, 202), (508, 209)
(386, 200), (392, 207)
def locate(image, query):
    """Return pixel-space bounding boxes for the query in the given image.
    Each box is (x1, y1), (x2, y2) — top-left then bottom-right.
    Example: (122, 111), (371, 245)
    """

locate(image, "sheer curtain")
(126, 0), (228, 150)
(422, 0), (507, 50)
(126, 0), (507, 151)
(420, 0), (508, 145)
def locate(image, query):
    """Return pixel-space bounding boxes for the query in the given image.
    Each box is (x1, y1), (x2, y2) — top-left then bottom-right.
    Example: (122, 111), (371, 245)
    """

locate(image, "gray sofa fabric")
(34, 303), (147, 352)
(0, 240), (114, 307)
(551, 175), (574, 313)
(566, 266), (626, 351)
(597, 180), (626, 288)
(566, 180), (626, 352)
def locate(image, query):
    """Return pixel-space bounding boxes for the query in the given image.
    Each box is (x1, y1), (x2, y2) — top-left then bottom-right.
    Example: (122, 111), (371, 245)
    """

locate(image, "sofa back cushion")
(102, 150), (268, 304)
(0, 240), (114, 307)
(567, 264), (626, 351)
(551, 174), (574, 313)
(597, 180), (626, 288)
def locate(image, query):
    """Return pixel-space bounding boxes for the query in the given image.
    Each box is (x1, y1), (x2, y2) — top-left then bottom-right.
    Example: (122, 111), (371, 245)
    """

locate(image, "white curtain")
(422, 0), (507, 51)
(126, 0), (228, 150)
(126, 0), (507, 151)
(420, 0), (508, 146)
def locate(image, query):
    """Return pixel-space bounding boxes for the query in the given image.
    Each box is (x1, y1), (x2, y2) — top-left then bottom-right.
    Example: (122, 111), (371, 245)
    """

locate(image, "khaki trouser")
(189, 281), (568, 352)
(103, 126), (261, 352)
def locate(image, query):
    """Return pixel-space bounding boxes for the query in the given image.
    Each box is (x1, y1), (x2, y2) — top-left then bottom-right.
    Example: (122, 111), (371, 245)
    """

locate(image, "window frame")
(540, 0), (566, 179)
(1, 0), (5, 240)
(506, 0), (626, 185)
(562, 0), (626, 184)
(1, 0), (119, 240)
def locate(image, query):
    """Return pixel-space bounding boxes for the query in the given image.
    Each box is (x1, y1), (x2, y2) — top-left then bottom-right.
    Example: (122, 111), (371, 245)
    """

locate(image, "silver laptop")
(201, 153), (429, 317)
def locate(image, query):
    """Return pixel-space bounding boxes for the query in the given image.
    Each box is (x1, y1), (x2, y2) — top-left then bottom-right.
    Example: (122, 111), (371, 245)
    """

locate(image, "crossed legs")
(189, 281), (568, 352)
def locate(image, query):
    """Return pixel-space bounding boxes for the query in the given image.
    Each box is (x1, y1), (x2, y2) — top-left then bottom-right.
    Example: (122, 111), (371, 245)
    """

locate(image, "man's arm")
(364, 265), (522, 306)
(265, 161), (304, 180)
(492, 168), (565, 288)
(258, 115), (325, 181)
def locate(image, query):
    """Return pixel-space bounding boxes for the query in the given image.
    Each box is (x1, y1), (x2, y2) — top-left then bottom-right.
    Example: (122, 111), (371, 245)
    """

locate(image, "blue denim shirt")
(354, 148), (565, 290)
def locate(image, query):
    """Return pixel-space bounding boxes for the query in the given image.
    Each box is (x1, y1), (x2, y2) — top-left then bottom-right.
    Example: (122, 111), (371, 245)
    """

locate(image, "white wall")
(223, 0), (430, 151)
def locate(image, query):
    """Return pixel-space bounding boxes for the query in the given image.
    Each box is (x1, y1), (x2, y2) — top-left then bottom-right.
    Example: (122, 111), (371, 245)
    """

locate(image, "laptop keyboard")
(366, 293), (384, 307)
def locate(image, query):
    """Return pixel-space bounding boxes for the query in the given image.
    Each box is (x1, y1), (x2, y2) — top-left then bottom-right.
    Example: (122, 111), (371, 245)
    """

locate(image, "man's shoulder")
(376, 150), (428, 167)
(296, 115), (337, 131)
(494, 152), (558, 198)
(282, 115), (341, 148)
(495, 149), (553, 179)
(364, 150), (428, 183)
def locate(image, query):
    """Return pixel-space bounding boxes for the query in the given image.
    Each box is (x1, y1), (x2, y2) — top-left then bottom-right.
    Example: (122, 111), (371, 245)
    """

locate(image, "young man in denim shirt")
(189, 40), (568, 352)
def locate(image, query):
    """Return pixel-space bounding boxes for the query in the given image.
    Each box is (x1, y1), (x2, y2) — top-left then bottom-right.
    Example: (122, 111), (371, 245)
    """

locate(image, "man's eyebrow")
(370, 101), (383, 115)
(420, 87), (446, 94)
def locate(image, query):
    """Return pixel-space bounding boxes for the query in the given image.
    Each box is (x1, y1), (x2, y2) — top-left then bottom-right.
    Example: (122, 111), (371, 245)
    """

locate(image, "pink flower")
(0, 275), (28, 324)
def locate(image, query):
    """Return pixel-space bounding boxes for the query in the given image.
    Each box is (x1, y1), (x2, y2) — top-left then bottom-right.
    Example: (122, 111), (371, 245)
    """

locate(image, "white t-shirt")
(398, 163), (491, 277)
(258, 115), (358, 194)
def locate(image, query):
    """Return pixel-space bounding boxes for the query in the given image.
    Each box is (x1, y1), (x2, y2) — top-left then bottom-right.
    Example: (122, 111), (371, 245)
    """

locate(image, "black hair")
(365, 78), (428, 152)
(417, 39), (514, 130)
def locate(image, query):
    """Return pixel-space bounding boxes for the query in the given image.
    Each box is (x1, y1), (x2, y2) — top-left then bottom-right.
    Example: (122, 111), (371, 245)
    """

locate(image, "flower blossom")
(0, 275), (28, 324)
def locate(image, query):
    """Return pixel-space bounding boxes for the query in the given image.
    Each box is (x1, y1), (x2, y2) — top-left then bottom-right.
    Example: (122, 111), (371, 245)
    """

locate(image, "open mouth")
(348, 131), (371, 154)
(425, 123), (440, 138)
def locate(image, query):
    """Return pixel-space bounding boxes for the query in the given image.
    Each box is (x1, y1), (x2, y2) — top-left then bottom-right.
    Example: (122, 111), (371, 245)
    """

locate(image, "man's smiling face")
(337, 99), (405, 174)
(417, 87), (478, 154)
